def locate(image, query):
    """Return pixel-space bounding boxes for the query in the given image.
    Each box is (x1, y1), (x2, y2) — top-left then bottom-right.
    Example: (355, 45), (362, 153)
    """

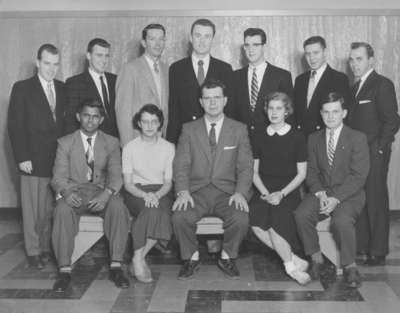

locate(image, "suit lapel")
(33, 75), (56, 127)
(195, 118), (212, 163)
(212, 118), (231, 171)
(72, 131), (90, 182)
(309, 65), (330, 109)
(93, 132), (107, 180)
(330, 126), (348, 170)
(84, 71), (102, 102)
(317, 130), (330, 170)
(356, 70), (377, 101)
(140, 56), (160, 104)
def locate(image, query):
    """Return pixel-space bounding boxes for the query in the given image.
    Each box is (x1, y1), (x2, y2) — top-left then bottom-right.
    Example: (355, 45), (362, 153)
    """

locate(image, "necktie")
(209, 123), (217, 148)
(99, 76), (110, 117)
(153, 61), (159, 74)
(307, 70), (317, 107)
(352, 79), (361, 98)
(250, 67), (258, 111)
(47, 82), (56, 121)
(327, 129), (335, 167)
(197, 60), (205, 85)
(86, 137), (94, 182)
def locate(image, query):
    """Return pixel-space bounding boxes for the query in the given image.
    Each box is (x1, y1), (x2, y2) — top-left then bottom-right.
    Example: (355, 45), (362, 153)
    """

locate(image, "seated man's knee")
(54, 200), (73, 219)
(331, 213), (353, 232)
(172, 210), (198, 227)
(229, 210), (249, 229)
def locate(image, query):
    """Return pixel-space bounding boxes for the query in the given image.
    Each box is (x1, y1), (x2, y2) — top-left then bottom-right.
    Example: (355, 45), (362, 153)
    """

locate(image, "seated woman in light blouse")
(122, 104), (175, 283)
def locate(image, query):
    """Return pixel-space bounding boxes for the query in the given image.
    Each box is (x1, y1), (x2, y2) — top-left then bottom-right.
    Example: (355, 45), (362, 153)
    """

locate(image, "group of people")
(7, 18), (400, 293)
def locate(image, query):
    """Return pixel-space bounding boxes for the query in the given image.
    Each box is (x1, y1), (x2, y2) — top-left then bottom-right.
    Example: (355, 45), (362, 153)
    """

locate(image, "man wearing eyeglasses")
(232, 28), (293, 146)
(172, 79), (253, 280)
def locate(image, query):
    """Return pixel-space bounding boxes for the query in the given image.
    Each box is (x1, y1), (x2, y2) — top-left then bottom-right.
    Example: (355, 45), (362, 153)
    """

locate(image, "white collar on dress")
(266, 123), (291, 136)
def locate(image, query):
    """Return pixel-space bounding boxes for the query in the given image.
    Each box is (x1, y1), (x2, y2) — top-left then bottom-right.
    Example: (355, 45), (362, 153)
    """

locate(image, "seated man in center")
(172, 79), (253, 280)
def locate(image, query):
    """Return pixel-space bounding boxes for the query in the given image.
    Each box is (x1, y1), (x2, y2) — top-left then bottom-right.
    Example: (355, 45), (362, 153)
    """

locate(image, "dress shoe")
(363, 255), (385, 266)
(344, 267), (362, 288)
(217, 258), (240, 280)
(27, 255), (44, 269)
(40, 252), (53, 264)
(153, 242), (173, 255)
(178, 259), (200, 280)
(308, 261), (323, 280)
(53, 272), (71, 293)
(109, 267), (130, 288)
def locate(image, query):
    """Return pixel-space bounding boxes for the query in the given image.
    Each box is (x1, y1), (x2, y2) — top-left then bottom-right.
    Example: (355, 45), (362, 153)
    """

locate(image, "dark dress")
(249, 126), (307, 250)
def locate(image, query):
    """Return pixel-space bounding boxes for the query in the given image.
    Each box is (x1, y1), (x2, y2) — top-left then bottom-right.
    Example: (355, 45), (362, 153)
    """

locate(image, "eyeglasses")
(140, 120), (160, 126)
(202, 96), (224, 102)
(243, 43), (263, 49)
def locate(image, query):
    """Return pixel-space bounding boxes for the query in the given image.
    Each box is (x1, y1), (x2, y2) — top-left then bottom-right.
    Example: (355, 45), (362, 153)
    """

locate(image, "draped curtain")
(0, 13), (399, 208)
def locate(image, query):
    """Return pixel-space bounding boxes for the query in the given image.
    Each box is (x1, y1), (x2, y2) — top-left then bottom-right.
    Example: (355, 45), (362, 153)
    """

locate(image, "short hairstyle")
(303, 36), (327, 49)
(132, 104), (164, 132)
(87, 38), (110, 53)
(264, 92), (294, 118)
(244, 28), (267, 45)
(321, 92), (347, 110)
(142, 23), (166, 40)
(351, 42), (374, 58)
(37, 43), (59, 60)
(191, 19), (216, 36)
(200, 79), (227, 97)
(78, 98), (105, 116)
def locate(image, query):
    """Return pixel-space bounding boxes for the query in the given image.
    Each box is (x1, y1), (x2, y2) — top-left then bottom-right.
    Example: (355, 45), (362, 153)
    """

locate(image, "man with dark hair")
(294, 36), (350, 137)
(64, 38), (119, 137)
(232, 27), (293, 145)
(51, 99), (130, 292)
(348, 42), (400, 266)
(116, 24), (169, 147)
(8, 43), (66, 269)
(295, 92), (370, 288)
(166, 18), (233, 144)
(172, 79), (253, 280)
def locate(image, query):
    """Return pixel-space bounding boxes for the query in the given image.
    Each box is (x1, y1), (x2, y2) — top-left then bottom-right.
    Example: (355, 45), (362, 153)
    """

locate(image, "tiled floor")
(1, 209), (400, 313)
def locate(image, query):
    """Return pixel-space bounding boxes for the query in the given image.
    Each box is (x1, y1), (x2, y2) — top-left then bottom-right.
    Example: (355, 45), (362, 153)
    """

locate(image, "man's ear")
(99, 116), (104, 125)
(76, 112), (81, 122)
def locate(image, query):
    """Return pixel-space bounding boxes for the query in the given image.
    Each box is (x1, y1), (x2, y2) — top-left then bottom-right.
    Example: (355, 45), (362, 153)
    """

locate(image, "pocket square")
(224, 146), (237, 150)
(359, 100), (371, 104)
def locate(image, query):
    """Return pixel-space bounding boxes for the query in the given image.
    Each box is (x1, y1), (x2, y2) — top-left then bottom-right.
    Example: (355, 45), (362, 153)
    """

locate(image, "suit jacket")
(173, 117), (253, 199)
(115, 55), (169, 147)
(8, 75), (66, 177)
(64, 70), (118, 138)
(348, 70), (400, 151)
(166, 56), (233, 144)
(294, 65), (350, 136)
(307, 125), (369, 203)
(51, 130), (122, 195)
(232, 62), (293, 140)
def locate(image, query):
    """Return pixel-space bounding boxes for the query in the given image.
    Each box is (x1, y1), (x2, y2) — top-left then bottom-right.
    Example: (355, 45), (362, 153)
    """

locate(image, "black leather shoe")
(363, 255), (386, 266)
(308, 261), (322, 280)
(217, 258), (240, 280)
(40, 252), (53, 265)
(152, 242), (173, 256)
(344, 267), (362, 288)
(178, 260), (200, 280)
(109, 267), (130, 288)
(53, 272), (72, 293)
(27, 255), (44, 269)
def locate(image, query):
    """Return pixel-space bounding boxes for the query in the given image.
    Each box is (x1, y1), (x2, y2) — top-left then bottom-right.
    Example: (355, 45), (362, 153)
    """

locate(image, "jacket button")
(250, 125), (255, 130)
(192, 116), (197, 120)
(316, 126), (320, 130)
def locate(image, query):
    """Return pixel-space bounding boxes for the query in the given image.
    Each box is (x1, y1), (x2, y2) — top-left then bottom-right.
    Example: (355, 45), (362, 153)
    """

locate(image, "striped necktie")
(250, 67), (258, 111)
(306, 70), (317, 107)
(86, 137), (94, 182)
(47, 82), (56, 121)
(327, 129), (335, 167)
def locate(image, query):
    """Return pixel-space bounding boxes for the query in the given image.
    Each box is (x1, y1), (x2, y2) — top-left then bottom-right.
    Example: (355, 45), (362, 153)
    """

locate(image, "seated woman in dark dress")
(249, 92), (310, 285)
(122, 104), (175, 283)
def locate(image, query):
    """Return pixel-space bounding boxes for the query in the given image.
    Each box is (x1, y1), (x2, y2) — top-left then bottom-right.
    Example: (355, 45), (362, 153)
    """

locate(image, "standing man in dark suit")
(51, 99), (130, 292)
(172, 79), (253, 280)
(295, 92), (369, 288)
(166, 19), (233, 144)
(232, 28), (293, 145)
(294, 36), (350, 136)
(64, 38), (118, 138)
(348, 42), (400, 265)
(8, 44), (66, 268)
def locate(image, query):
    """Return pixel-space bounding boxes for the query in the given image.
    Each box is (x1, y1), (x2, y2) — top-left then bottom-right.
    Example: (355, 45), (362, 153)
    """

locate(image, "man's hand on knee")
(229, 192), (249, 212)
(320, 197), (340, 216)
(88, 190), (111, 212)
(62, 189), (82, 208)
(172, 190), (194, 211)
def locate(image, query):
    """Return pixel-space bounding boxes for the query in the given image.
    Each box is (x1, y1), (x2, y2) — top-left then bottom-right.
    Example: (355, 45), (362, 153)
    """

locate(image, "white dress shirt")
(192, 54), (210, 79)
(38, 74), (55, 103)
(355, 68), (374, 97)
(80, 131), (98, 153)
(144, 54), (162, 104)
(204, 116), (224, 144)
(310, 63), (327, 87)
(88, 67), (109, 104)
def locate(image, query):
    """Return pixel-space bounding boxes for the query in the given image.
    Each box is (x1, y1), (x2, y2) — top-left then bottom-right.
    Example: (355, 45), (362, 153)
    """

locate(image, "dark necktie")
(250, 67), (258, 111)
(197, 60), (205, 85)
(307, 70), (317, 107)
(99, 76), (110, 117)
(352, 79), (361, 98)
(86, 137), (94, 182)
(209, 123), (217, 157)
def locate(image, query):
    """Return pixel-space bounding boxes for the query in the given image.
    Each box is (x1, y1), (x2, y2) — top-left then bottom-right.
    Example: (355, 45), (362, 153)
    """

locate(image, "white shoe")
(292, 254), (309, 272)
(284, 261), (311, 285)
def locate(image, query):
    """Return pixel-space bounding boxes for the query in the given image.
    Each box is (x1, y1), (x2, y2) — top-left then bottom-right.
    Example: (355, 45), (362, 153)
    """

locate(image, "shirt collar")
(144, 54), (159, 67)
(88, 67), (104, 80)
(80, 130), (98, 143)
(37, 74), (53, 89)
(266, 123), (291, 136)
(249, 61), (267, 72)
(312, 62), (327, 76)
(204, 115), (224, 128)
(192, 54), (210, 66)
(360, 68), (374, 83)
(326, 123), (344, 137)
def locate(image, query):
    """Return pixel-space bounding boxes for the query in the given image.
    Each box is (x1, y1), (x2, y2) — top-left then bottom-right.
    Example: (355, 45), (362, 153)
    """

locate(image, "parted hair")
(132, 104), (164, 132)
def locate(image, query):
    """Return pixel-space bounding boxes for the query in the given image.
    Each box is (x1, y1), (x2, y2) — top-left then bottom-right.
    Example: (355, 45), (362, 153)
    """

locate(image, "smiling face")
(244, 35), (265, 66)
(87, 44), (110, 74)
(36, 50), (60, 82)
(304, 42), (326, 71)
(200, 86), (227, 121)
(349, 46), (374, 79)
(267, 99), (287, 126)
(190, 24), (214, 57)
(142, 28), (166, 59)
(320, 100), (347, 130)
(139, 111), (160, 139)
(76, 106), (104, 136)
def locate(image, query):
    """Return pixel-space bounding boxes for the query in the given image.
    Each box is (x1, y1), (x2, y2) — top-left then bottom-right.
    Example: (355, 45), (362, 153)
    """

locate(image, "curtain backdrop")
(0, 13), (399, 208)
